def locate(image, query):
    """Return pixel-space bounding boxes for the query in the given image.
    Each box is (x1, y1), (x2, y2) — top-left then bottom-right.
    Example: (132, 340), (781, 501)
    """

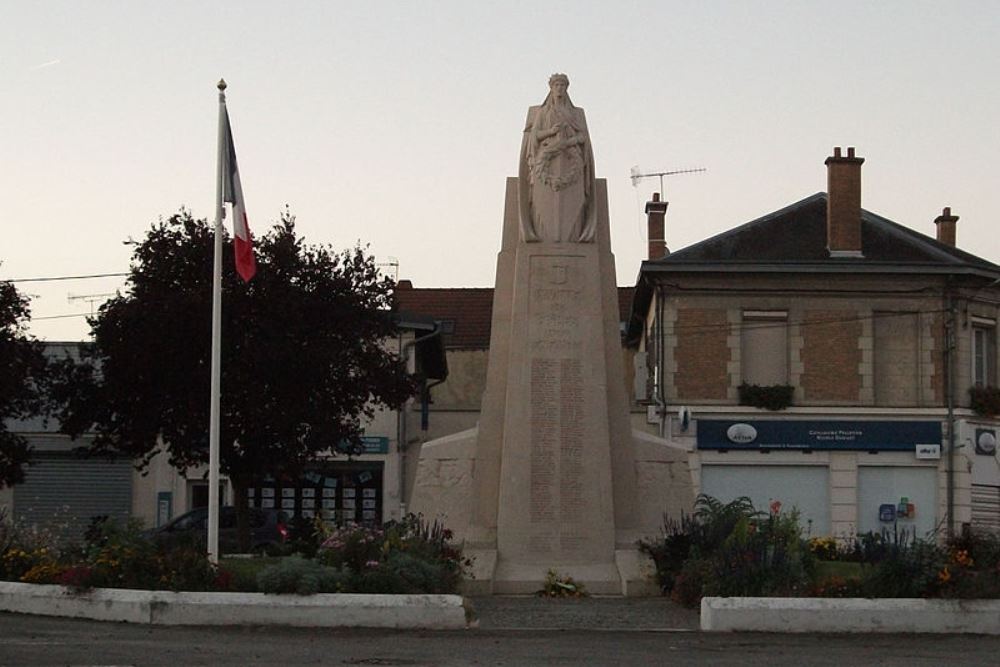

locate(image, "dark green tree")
(0, 278), (47, 487)
(51, 210), (415, 549)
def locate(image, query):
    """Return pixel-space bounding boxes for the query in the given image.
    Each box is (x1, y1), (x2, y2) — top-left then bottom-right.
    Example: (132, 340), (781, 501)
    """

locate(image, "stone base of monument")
(412, 427), (690, 597)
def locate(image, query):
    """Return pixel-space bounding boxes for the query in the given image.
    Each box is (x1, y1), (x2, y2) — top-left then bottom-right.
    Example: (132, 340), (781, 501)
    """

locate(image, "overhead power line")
(4, 272), (129, 283)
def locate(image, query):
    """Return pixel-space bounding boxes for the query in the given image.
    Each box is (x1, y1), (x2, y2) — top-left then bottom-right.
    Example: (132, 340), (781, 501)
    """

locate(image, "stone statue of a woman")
(518, 74), (596, 243)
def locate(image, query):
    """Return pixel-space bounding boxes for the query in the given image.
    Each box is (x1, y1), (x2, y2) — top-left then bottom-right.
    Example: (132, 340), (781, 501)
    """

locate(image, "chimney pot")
(847, 147), (856, 158)
(834, 147), (842, 158)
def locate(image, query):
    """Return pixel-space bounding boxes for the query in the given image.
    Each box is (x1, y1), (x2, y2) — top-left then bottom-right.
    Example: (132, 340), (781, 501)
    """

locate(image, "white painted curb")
(0, 582), (470, 629)
(702, 596), (1000, 634)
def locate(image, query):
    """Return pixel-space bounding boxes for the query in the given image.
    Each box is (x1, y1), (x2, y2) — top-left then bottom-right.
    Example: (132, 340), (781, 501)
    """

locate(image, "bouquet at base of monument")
(537, 569), (588, 598)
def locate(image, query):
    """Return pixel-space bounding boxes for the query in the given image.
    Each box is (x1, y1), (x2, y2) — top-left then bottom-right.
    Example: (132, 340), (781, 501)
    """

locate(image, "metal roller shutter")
(13, 453), (133, 538)
(971, 484), (1000, 533)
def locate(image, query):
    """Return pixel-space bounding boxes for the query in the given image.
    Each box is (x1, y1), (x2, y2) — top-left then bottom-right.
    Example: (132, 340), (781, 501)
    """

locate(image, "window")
(874, 311), (919, 406)
(741, 311), (788, 386)
(972, 320), (996, 387)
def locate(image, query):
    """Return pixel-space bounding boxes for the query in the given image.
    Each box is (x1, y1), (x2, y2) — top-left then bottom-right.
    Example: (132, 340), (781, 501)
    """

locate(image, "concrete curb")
(0, 582), (470, 629)
(701, 596), (1000, 634)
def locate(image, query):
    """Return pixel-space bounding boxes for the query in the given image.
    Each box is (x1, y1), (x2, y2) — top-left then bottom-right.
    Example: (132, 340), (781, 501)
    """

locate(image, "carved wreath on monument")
(518, 74), (597, 244)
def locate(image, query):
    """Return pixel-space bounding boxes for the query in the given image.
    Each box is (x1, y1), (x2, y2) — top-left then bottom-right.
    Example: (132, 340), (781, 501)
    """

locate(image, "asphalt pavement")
(4, 597), (1000, 666)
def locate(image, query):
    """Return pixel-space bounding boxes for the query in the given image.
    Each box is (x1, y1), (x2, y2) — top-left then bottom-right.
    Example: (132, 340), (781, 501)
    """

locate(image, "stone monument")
(410, 74), (692, 595)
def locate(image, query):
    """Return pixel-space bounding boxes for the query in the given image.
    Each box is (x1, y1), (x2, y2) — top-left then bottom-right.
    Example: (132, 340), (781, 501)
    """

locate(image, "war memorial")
(410, 74), (692, 595)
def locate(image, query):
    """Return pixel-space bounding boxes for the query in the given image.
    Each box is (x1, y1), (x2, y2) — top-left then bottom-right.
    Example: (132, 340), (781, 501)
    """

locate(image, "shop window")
(873, 311), (919, 406)
(741, 311), (788, 386)
(972, 320), (996, 388)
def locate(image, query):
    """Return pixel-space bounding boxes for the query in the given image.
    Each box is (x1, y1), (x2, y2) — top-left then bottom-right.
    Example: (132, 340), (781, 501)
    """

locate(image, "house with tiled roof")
(626, 147), (1000, 537)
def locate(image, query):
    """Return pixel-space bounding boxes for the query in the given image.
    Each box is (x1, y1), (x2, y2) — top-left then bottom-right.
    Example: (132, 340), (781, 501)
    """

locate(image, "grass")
(815, 560), (863, 580)
(219, 556), (282, 592)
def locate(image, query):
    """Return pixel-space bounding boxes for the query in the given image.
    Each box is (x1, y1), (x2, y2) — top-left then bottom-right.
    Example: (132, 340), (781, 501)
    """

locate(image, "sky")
(3, 1), (999, 341)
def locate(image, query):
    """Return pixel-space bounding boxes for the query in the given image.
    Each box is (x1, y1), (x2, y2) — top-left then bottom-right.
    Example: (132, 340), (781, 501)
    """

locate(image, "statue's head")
(548, 73), (569, 94)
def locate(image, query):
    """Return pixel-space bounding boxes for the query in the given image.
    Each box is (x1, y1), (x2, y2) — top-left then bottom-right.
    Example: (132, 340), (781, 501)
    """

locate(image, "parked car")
(149, 506), (289, 553)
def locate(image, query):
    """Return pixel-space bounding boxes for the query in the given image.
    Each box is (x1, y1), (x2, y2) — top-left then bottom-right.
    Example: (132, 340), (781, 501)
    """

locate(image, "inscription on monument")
(529, 257), (587, 549)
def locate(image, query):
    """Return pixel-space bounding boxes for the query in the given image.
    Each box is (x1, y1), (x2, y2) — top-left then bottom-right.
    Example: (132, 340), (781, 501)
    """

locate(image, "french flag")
(222, 107), (256, 282)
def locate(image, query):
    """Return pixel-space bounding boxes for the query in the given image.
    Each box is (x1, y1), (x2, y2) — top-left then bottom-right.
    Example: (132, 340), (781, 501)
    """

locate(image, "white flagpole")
(208, 78), (227, 564)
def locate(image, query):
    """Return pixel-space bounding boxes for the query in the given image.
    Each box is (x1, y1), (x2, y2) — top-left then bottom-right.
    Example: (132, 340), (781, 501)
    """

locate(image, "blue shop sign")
(336, 436), (390, 454)
(359, 436), (390, 454)
(697, 420), (942, 451)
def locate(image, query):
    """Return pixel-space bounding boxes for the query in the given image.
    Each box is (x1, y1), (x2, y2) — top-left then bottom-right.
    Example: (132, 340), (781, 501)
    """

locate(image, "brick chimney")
(645, 193), (669, 259)
(934, 207), (958, 247)
(825, 146), (865, 257)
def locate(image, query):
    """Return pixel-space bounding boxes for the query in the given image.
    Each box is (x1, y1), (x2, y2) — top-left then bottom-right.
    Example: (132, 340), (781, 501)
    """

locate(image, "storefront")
(695, 419), (950, 539)
(245, 438), (391, 527)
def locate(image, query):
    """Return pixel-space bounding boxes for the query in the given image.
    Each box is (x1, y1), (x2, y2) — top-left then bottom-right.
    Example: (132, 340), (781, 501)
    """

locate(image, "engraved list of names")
(528, 257), (587, 553)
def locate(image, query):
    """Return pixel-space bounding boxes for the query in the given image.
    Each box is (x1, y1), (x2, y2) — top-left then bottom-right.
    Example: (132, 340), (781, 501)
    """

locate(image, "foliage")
(0, 507), (70, 581)
(807, 536), (841, 561)
(0, 279), (48, 487)
(969, 385), (1000, 417)
(699, 503), (814, 599)
(256, 555), (344, 595)
(641, 495), (814, 607)
(316, 514), (466, 594)
(536, 569), (588, 598)
(49, 210), (416, 548)
(856, 528), (947, 598)
(0, 515), (218, 592)
(638, 512), (699, 594)
(218, 557), (282, 592)
(737, 383), (794, 411)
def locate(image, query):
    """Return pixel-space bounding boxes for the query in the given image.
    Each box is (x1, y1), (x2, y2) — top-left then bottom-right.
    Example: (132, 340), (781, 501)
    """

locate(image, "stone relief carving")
(518, 74), (597, 243)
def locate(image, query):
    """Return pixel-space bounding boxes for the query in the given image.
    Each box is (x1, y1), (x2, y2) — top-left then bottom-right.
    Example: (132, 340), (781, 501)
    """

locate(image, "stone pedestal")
(410, 177), (692, 596)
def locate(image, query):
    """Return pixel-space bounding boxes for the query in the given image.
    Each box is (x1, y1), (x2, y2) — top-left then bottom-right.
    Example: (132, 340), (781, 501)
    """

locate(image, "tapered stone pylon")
(411, 75), (691, 594)
(410, 176), (692, 595)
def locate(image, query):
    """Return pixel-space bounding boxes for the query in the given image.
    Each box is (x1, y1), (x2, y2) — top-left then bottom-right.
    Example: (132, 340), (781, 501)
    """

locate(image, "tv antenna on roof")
(630, 166), (706, 194)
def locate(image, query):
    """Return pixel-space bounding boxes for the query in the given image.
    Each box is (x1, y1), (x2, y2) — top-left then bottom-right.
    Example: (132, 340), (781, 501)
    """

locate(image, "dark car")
(150, 506), (289, 553)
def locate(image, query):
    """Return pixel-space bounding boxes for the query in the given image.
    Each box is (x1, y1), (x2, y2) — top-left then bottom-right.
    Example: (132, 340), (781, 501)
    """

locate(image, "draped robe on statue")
(518, 97), (597, 243)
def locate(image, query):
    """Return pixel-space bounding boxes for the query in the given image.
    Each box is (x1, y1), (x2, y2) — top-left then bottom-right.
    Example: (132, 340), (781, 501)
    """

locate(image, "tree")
(52, 210), (415, 548)
(0, 278), (47, 488)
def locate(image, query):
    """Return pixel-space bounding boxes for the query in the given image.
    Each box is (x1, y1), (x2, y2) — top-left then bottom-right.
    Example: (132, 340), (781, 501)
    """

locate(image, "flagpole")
(208, 78), (227, 564)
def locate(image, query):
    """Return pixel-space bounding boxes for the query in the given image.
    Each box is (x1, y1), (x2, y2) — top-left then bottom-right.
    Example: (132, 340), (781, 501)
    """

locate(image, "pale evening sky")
(2, 1), (999, 340)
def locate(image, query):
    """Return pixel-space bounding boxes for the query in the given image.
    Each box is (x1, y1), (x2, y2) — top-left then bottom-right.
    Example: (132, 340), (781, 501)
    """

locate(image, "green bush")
(642, 495), (815, 607)
(315, 514), (466, 594)
(858, 530), (946, 598)
(256, 556), (344, 595)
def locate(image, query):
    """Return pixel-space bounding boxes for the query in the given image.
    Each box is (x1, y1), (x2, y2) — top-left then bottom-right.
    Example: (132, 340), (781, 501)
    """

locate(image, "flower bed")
(0, 509), (465, 596)
(640, 495), (1000, 607)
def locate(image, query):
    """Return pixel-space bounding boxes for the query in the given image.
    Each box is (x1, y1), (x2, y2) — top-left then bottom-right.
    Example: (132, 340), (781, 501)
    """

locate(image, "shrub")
(643, 495), (815, 607)
(671, 558), (711, 607)
(315, 514), (466, 594)
(639, 513), (699, 594)
(256, 556), (344, 595)
(316, 524), (384, 572)
(859, 530), (946, 598)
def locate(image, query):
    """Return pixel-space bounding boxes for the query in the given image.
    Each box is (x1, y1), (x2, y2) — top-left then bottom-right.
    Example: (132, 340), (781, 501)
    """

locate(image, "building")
(626, 147), (1000, 537)
(1, 321), (445, 537)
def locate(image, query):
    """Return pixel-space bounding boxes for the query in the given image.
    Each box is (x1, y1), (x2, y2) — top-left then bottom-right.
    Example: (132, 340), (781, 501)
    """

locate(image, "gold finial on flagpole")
(217, 78), (227, 91)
